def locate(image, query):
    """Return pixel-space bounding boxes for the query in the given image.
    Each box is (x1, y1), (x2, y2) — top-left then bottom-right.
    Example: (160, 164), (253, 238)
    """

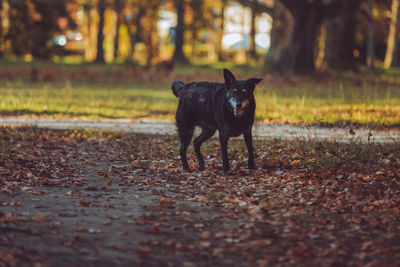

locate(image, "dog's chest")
(221, 118), (253, 137)
(217, 105), (254, 137)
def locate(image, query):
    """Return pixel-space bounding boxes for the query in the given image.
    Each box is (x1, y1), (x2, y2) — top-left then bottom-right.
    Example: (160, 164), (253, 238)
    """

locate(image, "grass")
(1, 61), (400, 126)
(0, 81), (176, 119)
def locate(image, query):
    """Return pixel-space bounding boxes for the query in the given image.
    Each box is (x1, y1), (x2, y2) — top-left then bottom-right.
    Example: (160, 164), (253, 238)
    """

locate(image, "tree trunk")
(322, 13), (358, 71)
(0, 0), (3, 58)
(393, 9), (400, 66)
(95, 0), (106, 63)
(82, 4), (93, 61)
(264, 2), (293, 71)
(125, 7), (145, 63)
(366, 0), (375, 71)
(172, 0), (187, 63)
(191, 20), (197, 60)
(189, 0), (203, 60)
(145, 31), (155, 68)
(126, 25), (136, 62)
(30, 1), (54, 59)
(384, 0), (399, 69)
(143, 4), (160, 68)
(249, 6), (257, 60)
(216, 1), (226, 61)
(274, 2), (323, 74)
(393, 36), (400, 66)
(113, 0), (122, 61)
(244, 0), (364, 74)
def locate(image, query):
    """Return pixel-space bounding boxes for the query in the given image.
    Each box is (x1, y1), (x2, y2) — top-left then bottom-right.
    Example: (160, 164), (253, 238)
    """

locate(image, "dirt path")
(1, 116), (400, 143)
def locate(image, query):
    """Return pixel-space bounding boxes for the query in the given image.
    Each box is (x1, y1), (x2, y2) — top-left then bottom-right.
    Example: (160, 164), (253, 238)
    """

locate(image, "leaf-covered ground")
(0, 126), (399, 266)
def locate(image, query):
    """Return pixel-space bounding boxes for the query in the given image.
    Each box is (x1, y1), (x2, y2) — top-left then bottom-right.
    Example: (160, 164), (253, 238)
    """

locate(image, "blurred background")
(1, 0), (400, 127)
(0, 0), (398, 73)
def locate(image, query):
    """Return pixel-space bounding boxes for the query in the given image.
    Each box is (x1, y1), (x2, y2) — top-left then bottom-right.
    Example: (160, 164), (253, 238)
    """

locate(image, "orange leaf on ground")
(135, 247), (151, 257)
(152, 225), (162, 235)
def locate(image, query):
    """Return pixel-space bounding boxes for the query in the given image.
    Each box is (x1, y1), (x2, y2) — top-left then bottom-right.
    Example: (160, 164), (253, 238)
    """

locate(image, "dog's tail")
(172, 80), (185, 97)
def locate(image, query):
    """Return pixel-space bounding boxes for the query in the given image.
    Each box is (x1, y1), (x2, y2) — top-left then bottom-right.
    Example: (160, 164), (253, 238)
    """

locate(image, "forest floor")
(1, 126), (399, 266)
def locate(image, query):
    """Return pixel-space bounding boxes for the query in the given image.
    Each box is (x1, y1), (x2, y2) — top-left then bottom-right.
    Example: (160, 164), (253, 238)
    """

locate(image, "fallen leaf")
(152, 225), (162, 235)
(135, 247), (151, 257)
(32, 213), (47, 222)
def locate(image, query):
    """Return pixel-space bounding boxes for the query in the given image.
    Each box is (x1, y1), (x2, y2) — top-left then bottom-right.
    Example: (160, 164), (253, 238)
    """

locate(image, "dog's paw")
(223, 170), (233, 176)
(248, 161), (255, 170)
(248, 164), (256, 170)
(183, 167), (193, 173)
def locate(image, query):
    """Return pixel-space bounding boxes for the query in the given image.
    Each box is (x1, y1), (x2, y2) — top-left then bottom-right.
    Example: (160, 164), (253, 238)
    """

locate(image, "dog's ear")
(246, 78), (262, 93)
(247, 78), (262, 86)
(223, 69), (236, 88)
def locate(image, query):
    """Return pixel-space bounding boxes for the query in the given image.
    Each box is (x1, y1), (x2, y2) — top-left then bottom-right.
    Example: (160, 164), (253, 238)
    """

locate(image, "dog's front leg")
(244, 131), (255, 170)
(219, 134), (232, 175)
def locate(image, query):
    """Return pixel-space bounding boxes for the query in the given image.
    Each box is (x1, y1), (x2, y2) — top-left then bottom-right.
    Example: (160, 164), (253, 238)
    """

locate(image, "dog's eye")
(232, 89), (237, 93)
(242, 89), (247, 93)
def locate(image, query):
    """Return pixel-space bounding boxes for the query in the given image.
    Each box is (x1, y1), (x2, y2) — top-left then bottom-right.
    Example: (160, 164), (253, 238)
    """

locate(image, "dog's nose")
(236, 102), (242, 109)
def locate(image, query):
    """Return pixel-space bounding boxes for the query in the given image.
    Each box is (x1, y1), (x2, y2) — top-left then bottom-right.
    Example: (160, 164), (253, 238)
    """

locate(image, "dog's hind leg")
(178, 127), (194, 172)
(193, 128), (216, 170)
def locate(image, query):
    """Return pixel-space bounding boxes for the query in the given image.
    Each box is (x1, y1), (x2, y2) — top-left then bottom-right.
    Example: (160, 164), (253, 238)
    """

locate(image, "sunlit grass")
(0, 81), (176, 120)
(254, 82), (400, 126)
(1, 62), (400, 126)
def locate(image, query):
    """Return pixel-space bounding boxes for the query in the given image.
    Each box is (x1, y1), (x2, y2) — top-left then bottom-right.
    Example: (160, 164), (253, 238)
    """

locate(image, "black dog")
(172, 68), (262, 175)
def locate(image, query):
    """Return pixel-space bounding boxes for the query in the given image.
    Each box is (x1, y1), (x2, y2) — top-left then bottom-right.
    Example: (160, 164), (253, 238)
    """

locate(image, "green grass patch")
(1, 62), (400, 126)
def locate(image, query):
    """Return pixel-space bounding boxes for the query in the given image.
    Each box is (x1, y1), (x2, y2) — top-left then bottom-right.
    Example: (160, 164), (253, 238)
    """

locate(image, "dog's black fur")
(172, 68), (262, 175)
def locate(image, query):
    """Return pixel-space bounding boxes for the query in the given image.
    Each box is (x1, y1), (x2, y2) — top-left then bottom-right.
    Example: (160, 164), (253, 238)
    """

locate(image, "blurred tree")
(278, 0), (365, 74)
(262, 1), (293, 72)
(248, 1), (259, 61)
(7, 1), (30, 57)
(240, 0), (365, 74)
(32, 0), (63, 58)
(384, 0), (399, 68)
(366, 0), (375, 70)
(172, 0), (187, 63)
(322, 12), (359, 71)
(123, 1), (145, 62)
(79, 0), (95, 61)
(187, 0), (215, 61)
(95, 0), (106, 62)
(216, 0), (227, 61)
(188, 0), (203, 59)
(392, 11), (400, 66)
(141, 0), (161, 66)
(237, 0), (290, 71)
(0, 0), (3, 57)
(113, 0), (123, 60)
(122, 0), (160, 65)
(7, 0), (74, 59)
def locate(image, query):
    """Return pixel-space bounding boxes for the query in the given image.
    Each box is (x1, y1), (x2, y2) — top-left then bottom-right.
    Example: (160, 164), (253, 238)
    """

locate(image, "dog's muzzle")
(231, 99), (249, 118)
(233, 107), (245, 117)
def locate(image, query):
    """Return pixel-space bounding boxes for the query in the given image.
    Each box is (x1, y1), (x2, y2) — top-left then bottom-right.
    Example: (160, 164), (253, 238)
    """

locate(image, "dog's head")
(223, 68), (262, 118)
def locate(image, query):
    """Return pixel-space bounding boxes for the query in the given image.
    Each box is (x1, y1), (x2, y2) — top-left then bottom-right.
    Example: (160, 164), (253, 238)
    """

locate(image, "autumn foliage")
(0, 126), (399, 265)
